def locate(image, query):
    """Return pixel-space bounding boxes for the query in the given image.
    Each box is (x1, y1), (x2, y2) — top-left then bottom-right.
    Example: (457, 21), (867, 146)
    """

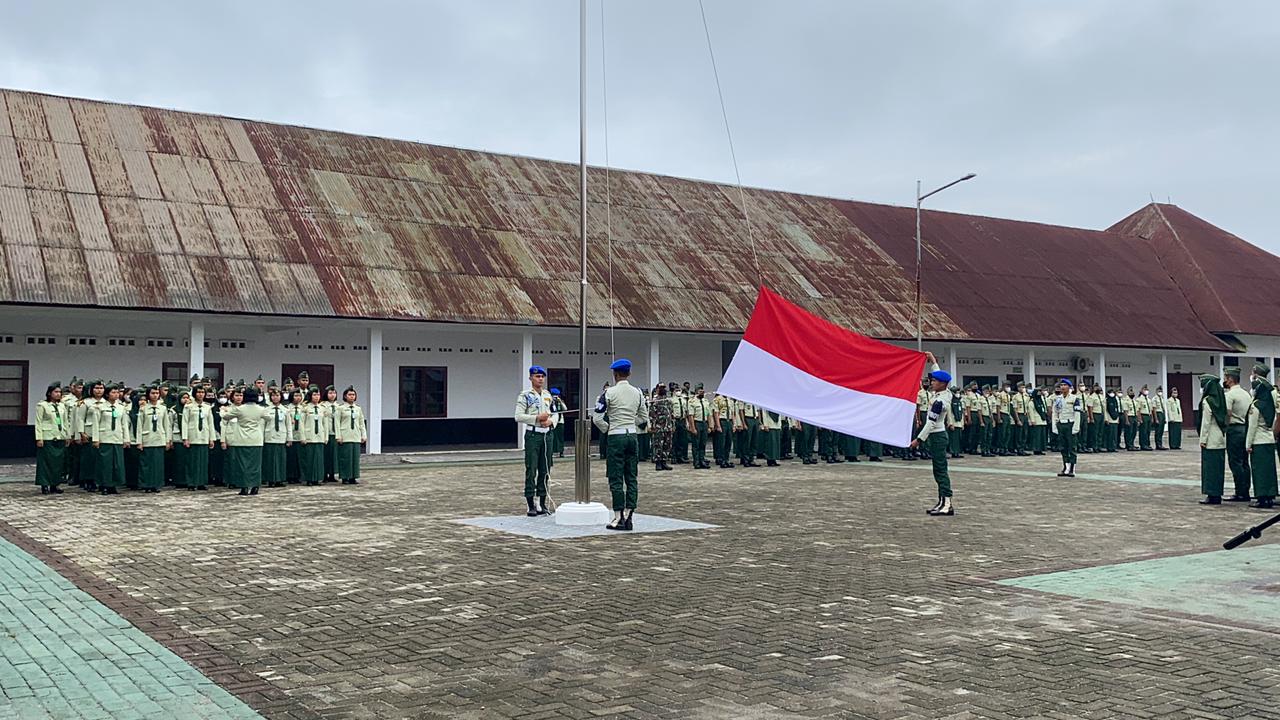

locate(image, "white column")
(1097, 350), (1106, 389)
(518, 331), (532, 450)
(188, 320), (205, 381)
(1026, 349), (1036, 387)
(649, 336), (661, 391)
(367, 327), (383, 455)
(1219, 354), (1225, 382)
(1159, 353), (1168, 395)
(947, 347), (958, 384)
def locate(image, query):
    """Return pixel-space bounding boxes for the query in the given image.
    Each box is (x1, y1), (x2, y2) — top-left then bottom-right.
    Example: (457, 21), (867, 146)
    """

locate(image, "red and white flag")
(717, 287), (928, 447)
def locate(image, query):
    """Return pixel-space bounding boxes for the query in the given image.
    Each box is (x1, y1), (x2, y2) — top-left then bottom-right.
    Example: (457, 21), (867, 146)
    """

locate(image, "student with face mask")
(1104, 387), (1121, 452)
(1166, 387), (1183, 450)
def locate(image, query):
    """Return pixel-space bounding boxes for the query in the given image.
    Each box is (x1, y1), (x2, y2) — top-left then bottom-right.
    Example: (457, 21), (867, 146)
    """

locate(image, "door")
(1168, 372), (1193, 429)
(282, 364), (334, 397)
(547, 368), (589, 444)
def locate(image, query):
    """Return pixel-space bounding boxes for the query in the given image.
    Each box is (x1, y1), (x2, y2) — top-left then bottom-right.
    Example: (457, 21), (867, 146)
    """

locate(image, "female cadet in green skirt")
(92, 384), (130, 495)
(286, 389), (304, 483)
(35, 382), (68, 494)
(1245, 364), (1278, 509)
(334, 386), (367, 484)
(77, 380), (106, 492)
(221, 388), (270, 496)
(298, 387), (329, 485)
(262, 385), (292, 488)
(135, 386), (172, 494)
(1199, 374), (1228, 505)
(182, 386), (214, 490)
(323, 385), (339, 482)
(168, 390), (187, 487)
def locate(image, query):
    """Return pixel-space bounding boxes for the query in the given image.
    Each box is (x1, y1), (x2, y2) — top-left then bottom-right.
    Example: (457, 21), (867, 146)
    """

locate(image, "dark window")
(0, 360), (29, 424)
(162, 362), (225, 388)
(399, 366), (447, 418)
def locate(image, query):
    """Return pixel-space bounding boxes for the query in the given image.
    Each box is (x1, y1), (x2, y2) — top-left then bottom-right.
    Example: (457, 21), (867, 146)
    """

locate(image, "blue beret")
(550, 387), (561, 396)
(528, 365), (546, 375)
(1059, 378), (1073, 387)
(929, 370), (951, 384)
(610, 358), (632, 371)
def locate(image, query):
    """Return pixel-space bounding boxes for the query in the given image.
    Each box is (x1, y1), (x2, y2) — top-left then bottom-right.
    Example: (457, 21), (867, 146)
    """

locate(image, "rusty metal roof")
(0, 88), (1230, 350)
(1109, 204), (1280, 338)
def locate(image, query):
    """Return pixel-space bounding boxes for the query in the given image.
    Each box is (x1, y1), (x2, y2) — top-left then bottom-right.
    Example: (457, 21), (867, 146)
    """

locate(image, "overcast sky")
(2, 1), (1277, 251)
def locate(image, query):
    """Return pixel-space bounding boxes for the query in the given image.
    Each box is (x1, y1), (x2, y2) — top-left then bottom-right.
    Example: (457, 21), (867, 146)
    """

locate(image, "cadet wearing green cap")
(593, 359), (648, 531)
(1198, 374), (1228, 504)
(35, 382), (68, 494)
(515, 365), (557, 517)
(61, 378), (82, 486)
(1245, 363), (1277, 509)
(263, 385), (292, 488)
(334, 386), (366, 484)
(688, 384), (713, 470)
(92, 384), (131, 495)
(323, 385), (339, 482)
(182, 385), (215, 490)
(136, 385), (172, 493)
(1223, 367), (1253, 501)
(910, 354), (954, 516)
(1166, 387), (1183, 450)
(221, 387), (270, 496)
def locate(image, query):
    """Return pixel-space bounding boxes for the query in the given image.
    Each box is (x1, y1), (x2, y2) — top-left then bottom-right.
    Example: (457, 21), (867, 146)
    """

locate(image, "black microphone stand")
(1223, 512), (1280, 549)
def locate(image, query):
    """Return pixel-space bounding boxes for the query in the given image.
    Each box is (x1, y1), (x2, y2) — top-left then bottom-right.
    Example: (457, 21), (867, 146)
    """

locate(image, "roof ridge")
(1147, 203), (1237, 335)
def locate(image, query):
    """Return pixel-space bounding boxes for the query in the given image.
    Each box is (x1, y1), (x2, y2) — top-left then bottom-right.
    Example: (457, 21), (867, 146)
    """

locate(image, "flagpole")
(575, 0), (591, 505)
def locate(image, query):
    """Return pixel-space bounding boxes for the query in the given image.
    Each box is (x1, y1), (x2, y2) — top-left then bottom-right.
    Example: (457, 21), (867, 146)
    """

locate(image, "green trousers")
(264, 443), (287, 485)
(744, 418), (760, 460)
(336, 441), (360, 480)
(169, 444), (186, 486)
(693, 421), (709, 465)
(63, 441), (80, 484)
(1252, 444), (1277, 499)
(523, 430), (551, 498)
(1201, 448), (1226, 497)
(764, 429), (780, 462)
(1138, 417), (1151, 449)
(606, 433), (639, 511)
(1122, 420), (1136, 449)
(1057, 424), (1077, 465)
(186, 444), (209, 488)
(1090, 419), (1104, 451)
(81, 440), (99, 486)
(325, 436), (337, 478)
(139, 446), (165, 490)
(1153, 416), (1165, 449)
(639, 433), (651, 461)
(97, 443), (125, 489)
(673, 424), (688, 462)
(797, 425), (816, 460)
(1002, 414), (1015, 451)
(715, 420), (734, 463)
(1226, 425), (1251, 497)
(1016, 419), (1028, 451)
(1168, 421), (1182, 449)
(844, 434), (862, 459)
(927, 432), (951, 497)
(1105, 423), (1119, 451)
(36, 440), (65, 487)
(300, 442), (325, 484)
(949, 428), (962, 455)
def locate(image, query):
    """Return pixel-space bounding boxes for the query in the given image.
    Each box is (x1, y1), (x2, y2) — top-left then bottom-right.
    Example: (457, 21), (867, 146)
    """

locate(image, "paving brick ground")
(4, 439), (1280, 719)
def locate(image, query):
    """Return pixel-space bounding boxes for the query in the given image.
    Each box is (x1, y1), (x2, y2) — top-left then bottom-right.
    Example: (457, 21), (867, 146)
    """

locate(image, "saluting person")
(909, 354), (954, 516)
(35, 382), (68, 495)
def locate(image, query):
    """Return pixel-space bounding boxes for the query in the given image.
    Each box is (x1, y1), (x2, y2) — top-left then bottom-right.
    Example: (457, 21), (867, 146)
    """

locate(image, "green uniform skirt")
(36, 440), (65, 487)
(1201, 448), (1226, 497)
(97, 443), (125, 489)
(263, 443), (287, 486)
(139, 446), (165, 490)
(227, 446), (263, 489)
(1252, 444), (1278, 499)
(325, 436), (337, 478)
(337, 441), (361, 480)
(80, 440), (98, 486)
(186, 444), (209, 488)
(170, 444), (187, 486)
(300, 442), (326, 484)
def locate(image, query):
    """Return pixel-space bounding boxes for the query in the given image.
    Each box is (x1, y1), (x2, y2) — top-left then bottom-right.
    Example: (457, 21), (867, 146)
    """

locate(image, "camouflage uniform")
(649, 395), (675, 467)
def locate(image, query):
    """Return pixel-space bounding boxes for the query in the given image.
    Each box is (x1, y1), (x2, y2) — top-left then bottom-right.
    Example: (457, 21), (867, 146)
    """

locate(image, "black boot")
(1250, 497), (1275, 509)
(249, 486), (259, 495)
(622, 509), (634, 531)
(536, 496), (550, 516)
(238, 488), (249, 496)
(40, 486), (48, 495)
(1199, 496), (1222, 505)
(50, 486), (64, 494)
(606, 510), (625, 530)
(526, 497), (539, 517)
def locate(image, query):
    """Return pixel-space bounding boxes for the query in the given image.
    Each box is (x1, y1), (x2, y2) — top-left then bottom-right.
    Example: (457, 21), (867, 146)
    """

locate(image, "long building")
(0, 88), (1276, 456)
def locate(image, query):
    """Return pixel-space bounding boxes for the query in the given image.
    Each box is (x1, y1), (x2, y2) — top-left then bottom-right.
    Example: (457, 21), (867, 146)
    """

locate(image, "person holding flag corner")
(910, 352), (955, 517)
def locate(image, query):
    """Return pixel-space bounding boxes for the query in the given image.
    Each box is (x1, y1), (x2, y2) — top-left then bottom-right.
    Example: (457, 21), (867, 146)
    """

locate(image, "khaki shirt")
(761, 409), (783, 430)
(321, 399), (338, 437)
(1050, 393), (1082, 433)
(61, 394), (81, 436)
(740, 402), (759, 419)
(298, 403), (330, 444)
(977, 395), (992, 416)
(1134, 395), (1152, 416)
(1245, 404), (1276, 449)
(1085, 392), (1103, 418)
(334, 402), (366, 443)
(35, 401), (68, 442)
(916, 386), (952, 441)
(688, 395), (714, 423)
(713, 395), (735, 425)
(135, 401), (171, 448)
(78, 397), (106, 441)
(916, 389), (929, 412)
(1120, 395), (1136, 418)
(91, 401), (131, 444)
(1166, 397), (1183, 423)
(1199, 398), (1226, 449)
(183, 402), (215, 444)
(515, 387), (558, 433)
(592, 380), (649, 433)
(1010, 392), (1026, 417)
(263, 403), (294, 445)
(997, 391), (1012, 415)
(1225, 385), (1252, 425)
(221, 403), (269, 447)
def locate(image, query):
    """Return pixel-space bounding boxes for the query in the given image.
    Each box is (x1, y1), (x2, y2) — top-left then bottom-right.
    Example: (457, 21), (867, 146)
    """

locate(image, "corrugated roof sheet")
(0, 88), (1235, 350)
(1109, 204), (1280, 338)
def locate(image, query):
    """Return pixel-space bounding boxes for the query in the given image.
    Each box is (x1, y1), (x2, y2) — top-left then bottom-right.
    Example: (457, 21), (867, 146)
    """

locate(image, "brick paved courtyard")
(4, 443), (1280, 719)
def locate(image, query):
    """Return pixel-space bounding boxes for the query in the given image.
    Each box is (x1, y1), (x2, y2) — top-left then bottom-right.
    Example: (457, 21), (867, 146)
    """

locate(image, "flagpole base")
(555, 501), (611, 526)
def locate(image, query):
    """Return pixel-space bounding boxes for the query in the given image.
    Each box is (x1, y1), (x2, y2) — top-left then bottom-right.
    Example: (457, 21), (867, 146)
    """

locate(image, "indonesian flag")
(717, 287), (928, 447)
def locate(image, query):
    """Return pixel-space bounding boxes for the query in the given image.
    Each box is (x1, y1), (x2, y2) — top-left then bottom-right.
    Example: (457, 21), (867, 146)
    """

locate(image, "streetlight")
(915, 173), (976, 351)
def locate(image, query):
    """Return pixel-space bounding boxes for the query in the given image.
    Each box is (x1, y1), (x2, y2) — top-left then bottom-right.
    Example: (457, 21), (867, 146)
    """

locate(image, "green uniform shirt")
(592, 380), (649, 433)
(220, 403), (269, 447)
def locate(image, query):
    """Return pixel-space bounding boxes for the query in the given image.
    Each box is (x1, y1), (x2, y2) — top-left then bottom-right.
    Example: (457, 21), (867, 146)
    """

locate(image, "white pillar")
(519, 331), (533, 450)
(649, 336), (661, 391)
(947, 347), (958, 384)
(1159, 353), (1168, 395)
(1026, 349), (1036, 388)
(188, 320), (205, 381)
(1219, 354), (1225, 382)
(1097, 350), (1106, 389)
(367, 327), (383, 455)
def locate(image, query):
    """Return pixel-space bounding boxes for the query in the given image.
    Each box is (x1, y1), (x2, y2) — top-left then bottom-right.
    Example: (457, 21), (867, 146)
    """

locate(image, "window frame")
(161, 362), (225, 388)
(398, 366), (448, 419)
(0, 360), (30, 425)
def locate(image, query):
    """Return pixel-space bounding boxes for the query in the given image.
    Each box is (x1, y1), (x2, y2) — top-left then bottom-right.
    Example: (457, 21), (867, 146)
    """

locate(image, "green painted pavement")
(0, 536), (262, 720)
(1000, 544), (1280, 625)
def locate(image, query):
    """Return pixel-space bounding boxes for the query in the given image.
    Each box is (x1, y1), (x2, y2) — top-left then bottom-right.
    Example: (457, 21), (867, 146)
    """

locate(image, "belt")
(608, 427), (637, 435)
(525, 426), (551, 434)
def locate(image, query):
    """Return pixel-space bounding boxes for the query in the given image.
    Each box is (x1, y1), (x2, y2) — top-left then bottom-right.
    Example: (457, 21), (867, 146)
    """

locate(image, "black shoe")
(536, 496), (550, 516)
(98, 488), (108, 495)
(848, 457), (861, 462)
(623, 510), (634, 531)
(1250, 498), (1275, 509)
(1226, 495), (1252, 502)
(766, 460), (779, 467)
(307, 481), (319, 486)
(1033, 451), (1044, 455)
(526, 497), (539, 517)
(1199, 496), (1222, 505)
(249, 487), (259, 495)
(607, 512), (626, 531)
(197, 486), (207, 491)
(781, 455), (794, 460)
(239, 488), (249, 496)
(869, 457), (882, 462)
(51, 486), (64, 494)
(40, 486), (48, 495)
(108, 487), (119, 495)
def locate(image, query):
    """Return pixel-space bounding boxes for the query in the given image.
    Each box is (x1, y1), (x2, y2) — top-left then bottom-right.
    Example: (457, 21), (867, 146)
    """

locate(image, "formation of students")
(1198, 365), (1280, 509)
(33, 373), (367, 497)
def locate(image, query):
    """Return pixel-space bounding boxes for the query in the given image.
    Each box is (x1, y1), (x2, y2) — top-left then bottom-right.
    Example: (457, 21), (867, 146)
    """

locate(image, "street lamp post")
(915, 173), (976, 351)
